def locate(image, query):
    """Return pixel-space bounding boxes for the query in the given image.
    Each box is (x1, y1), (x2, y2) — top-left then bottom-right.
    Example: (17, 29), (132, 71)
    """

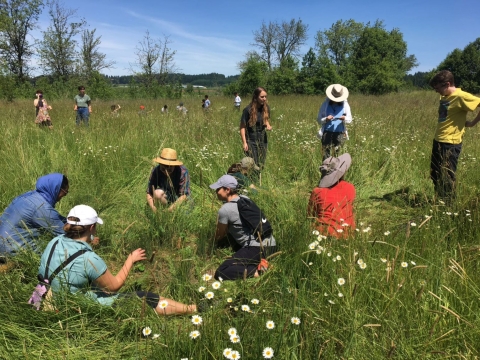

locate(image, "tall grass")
(1, 92), (480, 359)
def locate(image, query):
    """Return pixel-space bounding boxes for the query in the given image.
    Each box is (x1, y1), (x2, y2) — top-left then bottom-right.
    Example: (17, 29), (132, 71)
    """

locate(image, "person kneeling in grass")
(210, 175), (276, 281)
(38, 205), (197, 315)
(308, 153), (355, 239)
(146, 148), (190, 212)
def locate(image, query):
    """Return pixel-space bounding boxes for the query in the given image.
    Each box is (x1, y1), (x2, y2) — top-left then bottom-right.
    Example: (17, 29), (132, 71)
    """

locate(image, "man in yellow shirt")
(429, 70), (480, 202)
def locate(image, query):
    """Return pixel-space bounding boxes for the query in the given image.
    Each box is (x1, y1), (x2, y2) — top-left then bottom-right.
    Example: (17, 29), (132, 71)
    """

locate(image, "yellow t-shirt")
(434, 88), (480, 144)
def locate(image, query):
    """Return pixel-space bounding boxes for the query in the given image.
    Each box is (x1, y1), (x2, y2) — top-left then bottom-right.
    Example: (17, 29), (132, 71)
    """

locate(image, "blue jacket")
(0, 173), (66, 255)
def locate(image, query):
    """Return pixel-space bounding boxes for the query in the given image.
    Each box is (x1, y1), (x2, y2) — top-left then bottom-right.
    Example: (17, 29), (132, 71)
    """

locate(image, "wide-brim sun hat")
(209, 174), (238, 190)
(319, 153), (352, 188)
(67, 205), (103, 226)
(325, 84), (349, 102)
(153, 148), (183, 166)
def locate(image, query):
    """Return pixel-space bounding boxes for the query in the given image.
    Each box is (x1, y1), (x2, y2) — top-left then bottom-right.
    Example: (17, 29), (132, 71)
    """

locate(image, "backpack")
(28, 239), (89, 310)
(235, 196), (273, 243)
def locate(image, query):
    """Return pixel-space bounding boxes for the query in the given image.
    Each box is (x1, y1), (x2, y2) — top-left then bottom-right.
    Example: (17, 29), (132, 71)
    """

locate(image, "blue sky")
(35, 0), (480, 76)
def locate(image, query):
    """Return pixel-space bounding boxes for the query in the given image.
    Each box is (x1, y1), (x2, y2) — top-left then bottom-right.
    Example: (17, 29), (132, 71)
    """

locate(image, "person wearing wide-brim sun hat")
(317, 84), (353, 160)
(146, 148), (190, 212)
(308, 153), (355, 239)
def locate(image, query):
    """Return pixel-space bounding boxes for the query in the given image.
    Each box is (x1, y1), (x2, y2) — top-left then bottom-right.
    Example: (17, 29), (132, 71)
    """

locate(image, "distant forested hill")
(106, 73), (239, 87)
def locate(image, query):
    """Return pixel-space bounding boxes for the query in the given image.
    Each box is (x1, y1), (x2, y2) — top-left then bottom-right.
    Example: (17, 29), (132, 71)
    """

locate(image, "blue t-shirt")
(38, 235), (118, 305)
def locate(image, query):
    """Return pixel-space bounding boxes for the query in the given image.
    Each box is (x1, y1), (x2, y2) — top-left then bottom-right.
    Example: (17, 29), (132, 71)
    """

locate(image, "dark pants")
(214, 246), (276, 281)
(245, 140), (267, 169)
(322, 131), (345, 159)
(430, 140), (462, 200)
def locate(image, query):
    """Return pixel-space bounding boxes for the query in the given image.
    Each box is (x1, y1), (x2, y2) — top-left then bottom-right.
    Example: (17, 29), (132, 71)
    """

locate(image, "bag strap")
(43, 239), (59, 280)
(47, 249), (89, 284)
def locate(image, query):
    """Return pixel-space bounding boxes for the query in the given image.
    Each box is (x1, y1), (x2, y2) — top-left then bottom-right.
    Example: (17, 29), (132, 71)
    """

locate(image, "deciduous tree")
(80, 28), (114, 80)
(0, 0), (42, 81)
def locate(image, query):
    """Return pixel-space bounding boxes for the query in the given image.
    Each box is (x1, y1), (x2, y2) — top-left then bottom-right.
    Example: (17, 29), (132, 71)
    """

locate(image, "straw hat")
(319, 153), (351, 188)
(153, 148), (183, 166)
(325, 84), (349, 102)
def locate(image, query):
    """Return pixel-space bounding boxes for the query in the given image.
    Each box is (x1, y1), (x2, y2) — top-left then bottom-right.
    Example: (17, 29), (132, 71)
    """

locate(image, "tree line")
(226, 19), (480, 97)
(1, 1), (479, 101)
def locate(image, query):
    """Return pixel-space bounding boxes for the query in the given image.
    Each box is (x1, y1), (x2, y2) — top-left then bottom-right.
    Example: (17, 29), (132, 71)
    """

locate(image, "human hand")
(47, 106), (52, 110)
(326, 115), (334, 121)
(266, 124), (272, 131)
(74, 106), (77, 111)
(243, 143), (248, 151)
(90, 236), (100, 246)
(130, 248), (147, 263)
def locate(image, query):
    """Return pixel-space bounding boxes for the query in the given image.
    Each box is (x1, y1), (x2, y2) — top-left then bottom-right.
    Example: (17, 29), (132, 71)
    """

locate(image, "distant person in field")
(234, 92), (241, 110)
(201, 98), (206, 108)
(240, 87), (272, 173)
(146, 148), (190, 212)
(34, 204), (197, 315)
(227, 157), (259, 193)
(204, 95), (211, 109)
(176, 102), (188, 115)
(429, 70), (480, 202)
(111, 104), (121, 117)
(138, 105), (147, 116)
(0, 173), (69, 258)
(317, 84), (353, 160)
(308, 153), (355, 239)
(34, 90), (53, 129)
(74, 86), (92, 126)
(210, 175), (276, 281)
(161, 104), (168, 114)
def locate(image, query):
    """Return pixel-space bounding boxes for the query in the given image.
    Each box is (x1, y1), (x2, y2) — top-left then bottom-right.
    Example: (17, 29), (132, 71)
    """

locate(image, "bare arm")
(146, 193), (157, 212)
(93, 248), (146, 292)
(215, 221), (228, 241)
(465, 111), (480, 127)
(168, 194), (187, 212)
(240, 123), (248, 151)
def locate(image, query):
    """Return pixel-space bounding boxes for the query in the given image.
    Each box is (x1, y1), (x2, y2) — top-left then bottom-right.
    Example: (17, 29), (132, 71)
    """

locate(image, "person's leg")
(322, 132), (335, 159)
(84, 111), (90, 127)
(442, 143), (462, 201)
(214, 247), (261, 280)
(75, 110), (82, 126)
(430, 140), (442, 196)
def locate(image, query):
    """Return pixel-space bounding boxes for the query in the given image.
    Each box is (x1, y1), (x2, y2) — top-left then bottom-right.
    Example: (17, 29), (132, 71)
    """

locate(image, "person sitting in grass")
(308, 153), (355, 239)
(146, 148), (190, 212)
(0, 173), (69, 259)
(36, 204), (197, 315)
(210, 175), (276, 281)
(227, 157), (259, 193)
(111, 104), (121, 117)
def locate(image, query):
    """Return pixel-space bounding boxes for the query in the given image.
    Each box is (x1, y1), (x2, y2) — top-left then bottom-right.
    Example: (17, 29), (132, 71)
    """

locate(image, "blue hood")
(35, 173), (64, 207)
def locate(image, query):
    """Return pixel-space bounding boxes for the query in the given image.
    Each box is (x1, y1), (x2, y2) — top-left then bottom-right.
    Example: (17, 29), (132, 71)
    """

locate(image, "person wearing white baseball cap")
(317, 84), (353, 160)
(37, 205), (197, 315)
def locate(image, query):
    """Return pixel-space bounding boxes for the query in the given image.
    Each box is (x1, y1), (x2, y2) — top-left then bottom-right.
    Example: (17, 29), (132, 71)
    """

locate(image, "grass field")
(1, 92), (480, 359)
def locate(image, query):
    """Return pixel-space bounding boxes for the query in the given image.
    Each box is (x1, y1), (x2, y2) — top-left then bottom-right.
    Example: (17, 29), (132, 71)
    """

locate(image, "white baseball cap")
(67, 205), (103, 226)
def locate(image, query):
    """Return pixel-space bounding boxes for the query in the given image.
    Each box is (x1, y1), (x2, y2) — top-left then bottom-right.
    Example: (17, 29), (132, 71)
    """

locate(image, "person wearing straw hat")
(34, 204), (198, 315)
(317, 84), (353, 160)
(308, 153), (355, 239)
(146, 148), (190, 212)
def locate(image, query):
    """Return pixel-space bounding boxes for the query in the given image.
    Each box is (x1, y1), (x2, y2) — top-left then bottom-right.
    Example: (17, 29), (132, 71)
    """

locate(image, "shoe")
(257, 259), (269, 273)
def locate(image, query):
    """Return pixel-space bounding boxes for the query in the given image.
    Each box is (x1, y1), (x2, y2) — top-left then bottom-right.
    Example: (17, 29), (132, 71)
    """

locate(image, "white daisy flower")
(401, 262), (408, 268)
(263, 347), (274, 359)
(338, 292), (344, 297)
(410, 261), (416, 266)
(223, 348), (233, 359)
(198, 286), (206, 293)
(328, 299), (335, 304)
(357, 258), (364, 265)
(191, 315), (203, 326)
(189, 330), (200, 339)
(317, 234), (327, 241)
(159, 299), (169, 309)
(308, 242), (317, 250)
(384, 231), (390, 236)
(336, 255), (341, 261)
(251, 298), (260, 305)
(230, 334), (241, 343)
(142, 327), (152, 336)
(291, 317), (301, 325)
(312, 230), (320, 236)
(205, 292), (214, 299)
(266, 320), (275, 329)
(230, 350), (241, 359)
(337, 278), (346, 286)
(380, 258), (387, 263)
(410, 222), (417, 227)
(202, 274), (212, 281)
(227, 327), (237, 336)
(359, 262), (367, 269)
(152, 334), (160, 339)
(212, 281), (221, 290)
(336, 229), (344, 233)
(226, 297), (233, 303)
(241, 305), (251, 312)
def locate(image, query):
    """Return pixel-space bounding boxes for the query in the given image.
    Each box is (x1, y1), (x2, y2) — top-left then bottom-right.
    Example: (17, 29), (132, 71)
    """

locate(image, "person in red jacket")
(308, 153), (355, 239)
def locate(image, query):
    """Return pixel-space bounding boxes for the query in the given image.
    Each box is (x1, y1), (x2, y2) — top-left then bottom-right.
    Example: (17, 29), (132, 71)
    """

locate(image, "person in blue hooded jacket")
(0, 173), (69, 256)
